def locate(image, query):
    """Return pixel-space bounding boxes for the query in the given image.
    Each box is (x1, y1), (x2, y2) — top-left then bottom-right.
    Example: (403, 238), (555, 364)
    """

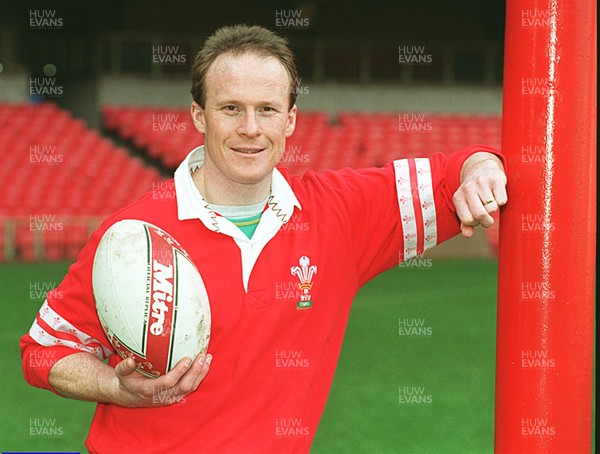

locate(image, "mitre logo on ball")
(92, 219), (211, 378)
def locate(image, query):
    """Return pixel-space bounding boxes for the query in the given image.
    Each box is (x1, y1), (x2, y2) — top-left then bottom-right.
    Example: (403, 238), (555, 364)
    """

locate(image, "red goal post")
(495, 0), (596, 452)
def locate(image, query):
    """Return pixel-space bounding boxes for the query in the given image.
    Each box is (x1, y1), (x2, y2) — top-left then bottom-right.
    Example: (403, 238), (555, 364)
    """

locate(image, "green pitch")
(312, 259), (498, 453)
(0, 259), (498, 453)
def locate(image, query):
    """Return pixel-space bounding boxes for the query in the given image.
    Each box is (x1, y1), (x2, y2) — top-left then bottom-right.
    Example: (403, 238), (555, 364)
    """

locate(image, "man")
(21, 25), (507, 453)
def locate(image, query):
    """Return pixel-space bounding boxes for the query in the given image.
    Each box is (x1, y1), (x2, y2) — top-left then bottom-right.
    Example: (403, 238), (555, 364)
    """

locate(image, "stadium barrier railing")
(1, 216), (103, 262)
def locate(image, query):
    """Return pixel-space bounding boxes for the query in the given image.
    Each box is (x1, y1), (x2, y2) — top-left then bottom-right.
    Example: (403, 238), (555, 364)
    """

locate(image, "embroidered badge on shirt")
(290, 256), (317, 309)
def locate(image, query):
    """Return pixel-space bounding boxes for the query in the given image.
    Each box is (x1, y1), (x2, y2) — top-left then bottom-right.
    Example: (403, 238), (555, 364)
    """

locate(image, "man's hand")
(107, 354), (212, 407)
(453, 152), (508, 238)
(49, 351), (212, 408)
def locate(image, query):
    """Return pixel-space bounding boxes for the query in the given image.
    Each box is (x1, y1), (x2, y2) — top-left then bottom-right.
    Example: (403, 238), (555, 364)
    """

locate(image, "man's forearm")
(48, 352), (119, 404)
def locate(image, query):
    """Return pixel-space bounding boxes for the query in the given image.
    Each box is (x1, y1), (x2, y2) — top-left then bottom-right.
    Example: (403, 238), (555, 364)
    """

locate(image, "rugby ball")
(92, 219), (211, 378)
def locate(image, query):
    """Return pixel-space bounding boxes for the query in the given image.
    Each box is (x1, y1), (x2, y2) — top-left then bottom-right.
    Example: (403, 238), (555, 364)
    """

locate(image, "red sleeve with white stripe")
(20, 228), (114, 393)
(392, 144), (504, 273)
(315, 144), (504, 286)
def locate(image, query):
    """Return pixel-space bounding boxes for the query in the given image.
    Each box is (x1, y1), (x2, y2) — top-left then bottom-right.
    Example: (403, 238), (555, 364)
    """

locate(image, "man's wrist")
(460, 152), (505, 183)
(96, 366), (119, 404)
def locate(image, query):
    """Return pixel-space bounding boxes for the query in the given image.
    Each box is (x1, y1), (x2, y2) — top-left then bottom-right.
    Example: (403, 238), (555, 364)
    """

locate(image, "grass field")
(0, 259), (499, 453)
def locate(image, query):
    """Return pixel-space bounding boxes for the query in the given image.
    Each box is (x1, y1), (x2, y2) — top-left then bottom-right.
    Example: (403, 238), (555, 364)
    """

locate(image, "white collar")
(173, 146), (302, 241)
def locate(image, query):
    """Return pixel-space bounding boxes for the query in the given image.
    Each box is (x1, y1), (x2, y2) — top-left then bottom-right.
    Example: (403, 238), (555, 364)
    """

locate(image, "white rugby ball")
(92, 219), (211, 378)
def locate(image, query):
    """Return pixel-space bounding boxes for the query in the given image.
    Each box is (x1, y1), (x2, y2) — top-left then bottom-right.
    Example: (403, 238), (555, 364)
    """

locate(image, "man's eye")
(260, 106), (277, 114)
(224, 105), (238, 111)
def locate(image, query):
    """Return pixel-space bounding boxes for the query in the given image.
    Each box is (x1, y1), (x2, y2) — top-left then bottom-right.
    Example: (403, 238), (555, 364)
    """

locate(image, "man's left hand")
(453, 152), (508, 238)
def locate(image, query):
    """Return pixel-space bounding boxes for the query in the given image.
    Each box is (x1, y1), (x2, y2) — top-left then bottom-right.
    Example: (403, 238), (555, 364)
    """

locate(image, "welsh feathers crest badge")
(290, 256), (317, 309)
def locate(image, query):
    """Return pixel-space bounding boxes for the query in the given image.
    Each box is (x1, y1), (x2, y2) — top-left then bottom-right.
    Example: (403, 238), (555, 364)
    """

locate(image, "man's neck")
(191, 165), (272, 207)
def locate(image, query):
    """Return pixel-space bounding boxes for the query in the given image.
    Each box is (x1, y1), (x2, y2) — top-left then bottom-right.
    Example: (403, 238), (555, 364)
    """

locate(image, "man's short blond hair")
(190, 24), (299, 110)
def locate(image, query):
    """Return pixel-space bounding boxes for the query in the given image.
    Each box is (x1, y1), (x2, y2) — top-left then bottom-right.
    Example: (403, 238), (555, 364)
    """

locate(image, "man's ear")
(285, 104), (297, 138)
(191, 101), (206, 134)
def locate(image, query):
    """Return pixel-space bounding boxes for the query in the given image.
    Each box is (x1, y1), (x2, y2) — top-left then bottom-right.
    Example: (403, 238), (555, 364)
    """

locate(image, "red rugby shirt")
(20, 145), (503, 453)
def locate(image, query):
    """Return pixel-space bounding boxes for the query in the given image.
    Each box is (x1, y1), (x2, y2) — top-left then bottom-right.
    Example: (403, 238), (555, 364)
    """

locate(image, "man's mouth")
(232, 147), (265, 155)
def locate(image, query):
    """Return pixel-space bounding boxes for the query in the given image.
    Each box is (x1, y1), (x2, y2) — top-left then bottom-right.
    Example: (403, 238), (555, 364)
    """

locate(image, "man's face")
(191, 52), (297, 188)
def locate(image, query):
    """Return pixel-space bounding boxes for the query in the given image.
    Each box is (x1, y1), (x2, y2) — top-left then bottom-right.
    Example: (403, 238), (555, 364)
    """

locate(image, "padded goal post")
(495, 0), (596, 452)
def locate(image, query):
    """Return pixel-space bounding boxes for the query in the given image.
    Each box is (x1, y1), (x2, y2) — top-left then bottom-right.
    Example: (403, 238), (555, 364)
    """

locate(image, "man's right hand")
(109, 354), (212, 407)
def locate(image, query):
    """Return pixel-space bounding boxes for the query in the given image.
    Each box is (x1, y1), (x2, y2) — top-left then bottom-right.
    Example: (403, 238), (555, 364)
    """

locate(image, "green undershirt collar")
(209, 196), (269, 239)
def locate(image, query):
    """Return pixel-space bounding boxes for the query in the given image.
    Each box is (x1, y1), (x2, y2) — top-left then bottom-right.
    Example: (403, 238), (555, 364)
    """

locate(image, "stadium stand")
(0, 102), (501, 262)
(0, 102), (164, 261)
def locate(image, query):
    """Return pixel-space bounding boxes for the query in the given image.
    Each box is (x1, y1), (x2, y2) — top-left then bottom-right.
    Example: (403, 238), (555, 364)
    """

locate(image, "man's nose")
(237, 110), (260, 138)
